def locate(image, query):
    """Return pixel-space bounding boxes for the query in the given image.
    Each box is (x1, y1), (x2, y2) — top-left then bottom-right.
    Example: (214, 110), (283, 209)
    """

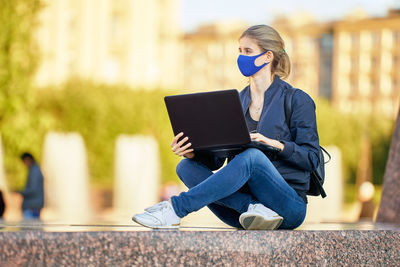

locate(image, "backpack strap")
(320, 146), (332, 164)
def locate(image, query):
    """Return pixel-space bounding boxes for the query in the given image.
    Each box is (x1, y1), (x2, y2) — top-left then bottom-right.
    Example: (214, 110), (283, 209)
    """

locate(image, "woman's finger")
(181, 143), (192, 150)
(177, 136), (189, 148)
(171, 144), (179, 153)
(171, 132), (184, 147)
(250, 134), (259, 140)
(175, 142), (192, 155)
(250, 133), (259, 139)
(179, 149), (194, 156)
(172, 143), (186, 153)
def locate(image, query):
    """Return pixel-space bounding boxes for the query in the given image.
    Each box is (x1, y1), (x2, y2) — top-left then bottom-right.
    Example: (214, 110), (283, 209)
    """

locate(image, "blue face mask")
(237, 50), (269, 77)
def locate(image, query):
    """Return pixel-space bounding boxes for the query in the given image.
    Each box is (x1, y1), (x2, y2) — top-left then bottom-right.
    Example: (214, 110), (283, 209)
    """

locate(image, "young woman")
(133, 25), (320, 230)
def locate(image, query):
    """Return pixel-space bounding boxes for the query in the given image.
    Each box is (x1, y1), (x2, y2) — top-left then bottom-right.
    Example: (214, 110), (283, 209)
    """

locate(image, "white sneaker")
(239, 203), (283, 230)
(132, 201), (181, 229)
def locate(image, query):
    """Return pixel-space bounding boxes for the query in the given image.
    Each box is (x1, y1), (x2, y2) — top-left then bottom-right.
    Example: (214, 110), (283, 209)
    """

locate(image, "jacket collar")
(241, 75), (283, 111)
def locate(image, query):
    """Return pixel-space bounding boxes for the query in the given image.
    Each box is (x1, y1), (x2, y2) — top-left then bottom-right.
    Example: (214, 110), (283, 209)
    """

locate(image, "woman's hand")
(171, 132), (195, 158)
(250, 132), (284, 152)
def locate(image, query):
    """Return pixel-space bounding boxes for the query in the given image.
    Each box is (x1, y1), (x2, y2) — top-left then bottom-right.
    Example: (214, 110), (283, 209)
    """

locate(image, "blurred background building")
(35, 0), (182, 89)
(183, 21), (247, 92)
(33, 0), (400, 118)
(332, 9), (400, 119)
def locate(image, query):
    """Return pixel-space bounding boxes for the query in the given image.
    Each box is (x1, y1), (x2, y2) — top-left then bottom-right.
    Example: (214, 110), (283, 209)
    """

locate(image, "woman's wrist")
(276, 140), (285, 152)
(184, 152), (195, 159)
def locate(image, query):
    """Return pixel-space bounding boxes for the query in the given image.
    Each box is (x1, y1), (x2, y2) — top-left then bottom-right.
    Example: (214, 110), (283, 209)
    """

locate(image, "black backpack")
(284, 88), (330, 198)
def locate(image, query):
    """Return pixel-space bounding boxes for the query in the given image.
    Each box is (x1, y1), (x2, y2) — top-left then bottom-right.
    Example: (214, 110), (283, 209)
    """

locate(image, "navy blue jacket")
(194, 76), (320, 202)
(21, 163), (44, 210)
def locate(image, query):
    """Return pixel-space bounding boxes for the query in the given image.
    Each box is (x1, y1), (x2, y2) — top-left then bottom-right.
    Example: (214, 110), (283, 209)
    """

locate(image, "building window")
(371, 79), (375, 92)
(351, 56), (358, 70)
(371, 55), (378, 68)
(320, 33), (333, 49)
(393, 55), (399, 68)
(350, 33), (359, 50)
(350, 76), (358, 95)
(393, 30), (400, 45)
(371, 76), (378, 93)
(371, 32), (379, 45)
(371, 31), (380, 46)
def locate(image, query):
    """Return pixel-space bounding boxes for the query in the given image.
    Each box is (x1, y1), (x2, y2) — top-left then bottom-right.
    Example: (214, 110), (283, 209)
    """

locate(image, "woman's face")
(238, 36), (271, 67)
(238, 36), (263, 56)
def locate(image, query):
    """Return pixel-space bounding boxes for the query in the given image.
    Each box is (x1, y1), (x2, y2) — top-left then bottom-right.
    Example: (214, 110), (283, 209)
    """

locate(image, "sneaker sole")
(240, 214), (283, 230)
(132, 216), (180, 229)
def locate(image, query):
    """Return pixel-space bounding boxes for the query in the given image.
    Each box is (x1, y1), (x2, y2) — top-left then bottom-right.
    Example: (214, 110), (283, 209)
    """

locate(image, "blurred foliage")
(34, 82), (181, 188)
(316, 99), (395, 185)
(2, 84), (395, 190)
(344, 183), (382, 206)
(0, 0), (43, 188)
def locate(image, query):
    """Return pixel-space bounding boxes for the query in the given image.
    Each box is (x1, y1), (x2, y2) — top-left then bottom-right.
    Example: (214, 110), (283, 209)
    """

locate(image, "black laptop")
(164, 89), (280, 158)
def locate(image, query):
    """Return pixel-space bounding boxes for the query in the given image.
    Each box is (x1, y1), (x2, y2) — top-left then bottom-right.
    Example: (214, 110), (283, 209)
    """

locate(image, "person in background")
(18, 152), (44, 220)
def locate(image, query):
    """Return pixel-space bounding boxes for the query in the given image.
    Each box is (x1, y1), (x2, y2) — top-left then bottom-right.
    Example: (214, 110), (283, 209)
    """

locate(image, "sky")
(182, 0), (400, 32)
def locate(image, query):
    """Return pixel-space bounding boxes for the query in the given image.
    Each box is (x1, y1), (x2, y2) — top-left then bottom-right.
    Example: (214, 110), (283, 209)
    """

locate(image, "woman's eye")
(239, 48), (252, 55)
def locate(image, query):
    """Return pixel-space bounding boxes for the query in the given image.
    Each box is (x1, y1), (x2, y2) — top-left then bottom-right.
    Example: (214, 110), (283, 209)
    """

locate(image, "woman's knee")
(176, 158), (192, 178)
(243, 148), (265, 157)
(240, 148), (270, 166)
(176, 158), (208, 188)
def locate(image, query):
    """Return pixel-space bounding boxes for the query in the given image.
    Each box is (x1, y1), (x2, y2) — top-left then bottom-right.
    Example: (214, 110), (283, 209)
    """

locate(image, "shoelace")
(247, 204), (256, 212)
(145, 201), (168, 213)
(247, 204), (279, 217)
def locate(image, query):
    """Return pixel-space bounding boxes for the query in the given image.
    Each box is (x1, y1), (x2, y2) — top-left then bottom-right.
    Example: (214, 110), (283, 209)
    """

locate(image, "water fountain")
(113, 135), (160, 218)
(41, 132), (91, 222)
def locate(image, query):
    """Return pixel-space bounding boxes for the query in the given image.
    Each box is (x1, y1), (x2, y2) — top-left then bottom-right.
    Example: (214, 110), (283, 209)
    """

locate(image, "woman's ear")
(265, 51), (274, 63)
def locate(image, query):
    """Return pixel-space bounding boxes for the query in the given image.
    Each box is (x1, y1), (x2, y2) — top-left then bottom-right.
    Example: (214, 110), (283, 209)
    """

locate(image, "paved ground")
(1, 220), (399, 266)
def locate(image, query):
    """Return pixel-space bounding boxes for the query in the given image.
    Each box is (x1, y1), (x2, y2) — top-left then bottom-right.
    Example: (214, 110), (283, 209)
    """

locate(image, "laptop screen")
(164, 90), (251, 150)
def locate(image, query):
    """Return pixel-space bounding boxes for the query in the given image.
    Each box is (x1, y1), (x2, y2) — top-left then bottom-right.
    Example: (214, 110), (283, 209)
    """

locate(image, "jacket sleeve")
(22, 167), (43, 198)
(277, 90), (320, 172)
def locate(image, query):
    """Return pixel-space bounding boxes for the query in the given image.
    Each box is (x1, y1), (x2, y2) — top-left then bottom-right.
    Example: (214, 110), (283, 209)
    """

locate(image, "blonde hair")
(240, 25), (291, 79)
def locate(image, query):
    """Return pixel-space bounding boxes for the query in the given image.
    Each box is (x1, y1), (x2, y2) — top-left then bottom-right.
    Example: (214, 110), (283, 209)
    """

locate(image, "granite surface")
(314, 230), (400, 266)
(377, 109), (400, 224)
(1, 221), (399, 266)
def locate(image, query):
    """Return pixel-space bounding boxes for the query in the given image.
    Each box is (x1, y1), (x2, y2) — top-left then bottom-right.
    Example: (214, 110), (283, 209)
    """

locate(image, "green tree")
(0, 0), (43, 187)
(37, 82), (181, 188)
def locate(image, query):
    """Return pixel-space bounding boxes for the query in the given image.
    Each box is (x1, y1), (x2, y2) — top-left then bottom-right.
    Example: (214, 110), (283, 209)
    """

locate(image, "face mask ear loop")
(259, 50), (269, 65)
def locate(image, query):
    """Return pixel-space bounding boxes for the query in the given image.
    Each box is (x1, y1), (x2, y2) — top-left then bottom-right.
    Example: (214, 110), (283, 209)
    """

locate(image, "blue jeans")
(23, 208), (41, 220)
(171, 148), (307, 229)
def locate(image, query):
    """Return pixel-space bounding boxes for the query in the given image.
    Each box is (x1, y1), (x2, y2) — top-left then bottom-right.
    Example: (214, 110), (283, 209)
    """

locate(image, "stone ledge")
(1, 223), (399, 266)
